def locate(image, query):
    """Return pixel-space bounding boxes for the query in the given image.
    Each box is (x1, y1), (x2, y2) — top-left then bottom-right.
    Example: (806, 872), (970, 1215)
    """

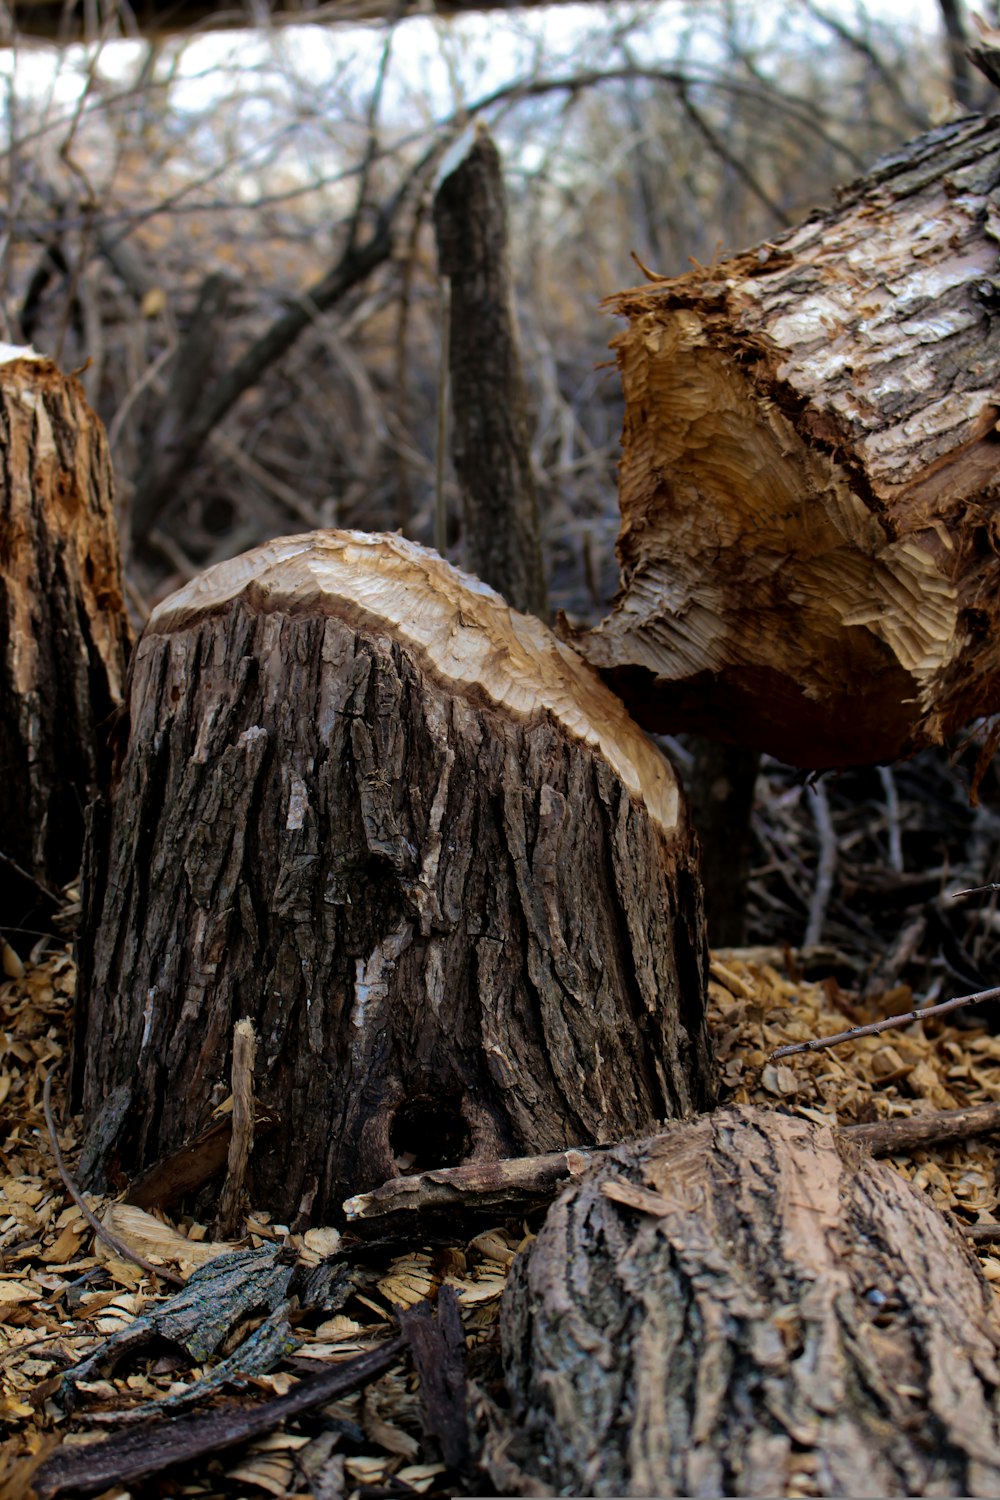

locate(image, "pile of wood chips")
(3, 938), (1000, 1498)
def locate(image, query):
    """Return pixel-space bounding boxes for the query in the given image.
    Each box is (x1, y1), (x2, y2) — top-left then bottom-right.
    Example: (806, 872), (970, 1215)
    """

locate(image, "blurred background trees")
(0, 0), (958, 618)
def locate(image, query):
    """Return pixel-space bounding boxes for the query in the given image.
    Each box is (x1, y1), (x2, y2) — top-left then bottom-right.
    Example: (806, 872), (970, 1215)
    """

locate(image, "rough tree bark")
(76, 530), (713, 1223)
(0, 349), (132, 934)
(434, 125), (548, 620)
(491, 1105), (1000, 1498)
(577, 112), (1000, 768)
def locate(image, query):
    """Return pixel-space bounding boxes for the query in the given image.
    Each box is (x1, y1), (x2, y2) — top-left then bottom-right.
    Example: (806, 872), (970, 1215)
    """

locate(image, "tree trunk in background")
(492, 1106), (1000, 1498)
(76, 531), (712, 1224)
(577, 113), (1000, 770)
(938, 0), (976, 110)
(434, 126), (548, 620)
(0, 352), (132, 941)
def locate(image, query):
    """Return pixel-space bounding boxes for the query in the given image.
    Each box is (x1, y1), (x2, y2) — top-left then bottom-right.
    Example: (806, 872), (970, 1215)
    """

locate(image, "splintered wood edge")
(146, 530), (681, 834)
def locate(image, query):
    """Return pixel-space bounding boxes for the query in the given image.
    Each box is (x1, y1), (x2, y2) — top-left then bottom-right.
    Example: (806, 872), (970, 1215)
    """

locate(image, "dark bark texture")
(494, 1105), (1000, 1498)
(434, 127), (547, 619)
(0, 354), (132, 929)
(686, 738), (760, 946)
(77, 532), (712, 1223)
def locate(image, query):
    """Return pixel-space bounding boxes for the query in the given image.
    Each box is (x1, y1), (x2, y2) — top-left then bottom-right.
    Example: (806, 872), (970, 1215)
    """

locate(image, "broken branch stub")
(76, 530), (713, 1222)
(578, 114), (1000, 768)
(0, 352), (133, 921)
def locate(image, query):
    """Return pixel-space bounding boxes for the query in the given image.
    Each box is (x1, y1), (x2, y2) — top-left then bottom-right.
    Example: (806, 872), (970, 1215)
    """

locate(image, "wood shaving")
(4, 933), (1000, 1496)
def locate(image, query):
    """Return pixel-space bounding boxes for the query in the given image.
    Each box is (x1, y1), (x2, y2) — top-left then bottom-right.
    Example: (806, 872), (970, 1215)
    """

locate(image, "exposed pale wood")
(215, 1019), (257, 1238)
(0, 351), (132, 925)
(77, 530), (713, 1222)
(494, 1106), (1000, 1498)
(578, 114), (1000, 768)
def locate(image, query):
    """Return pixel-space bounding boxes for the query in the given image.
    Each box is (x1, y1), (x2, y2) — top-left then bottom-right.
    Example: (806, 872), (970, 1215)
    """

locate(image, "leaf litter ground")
(4, 743), (1000, 1498)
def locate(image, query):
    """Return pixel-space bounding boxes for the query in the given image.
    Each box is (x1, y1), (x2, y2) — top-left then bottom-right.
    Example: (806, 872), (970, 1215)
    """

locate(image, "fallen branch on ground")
(770, 985), (1000, 1059)
(31, 1335), (406, 1499)
(42, 1072), (186, 1289)
(343, 1099), (1000, 1226)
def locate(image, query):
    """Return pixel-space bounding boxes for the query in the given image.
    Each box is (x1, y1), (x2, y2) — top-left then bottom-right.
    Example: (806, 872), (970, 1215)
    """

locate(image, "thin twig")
(0, 848), (61, 904)
(434, 276), (451, 559)
(805, 779), (836, 947)
(878, 765), (904, 874)
(215, 1019), (256, 1240)
(844, 1100), (1000, 1155)
(771, 984), (1000, 1059)
(960, 1223), (1000, 1243)
(346, 21), (396, 257)
(42, 1072), (185, 1289)
(953, 883), (1000, 897)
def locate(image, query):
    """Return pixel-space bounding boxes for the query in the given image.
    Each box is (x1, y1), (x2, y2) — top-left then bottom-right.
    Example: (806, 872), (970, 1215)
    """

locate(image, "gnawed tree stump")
(0, 349), (132, 932)
(578, 113), (1000, 768)
(492, 1105), (1000, 1498)
(76, 531), (713, 1222)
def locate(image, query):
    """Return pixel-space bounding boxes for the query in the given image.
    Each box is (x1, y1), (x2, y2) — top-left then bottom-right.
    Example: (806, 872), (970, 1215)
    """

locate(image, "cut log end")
(576, 115), (1000, 769)
(80, 531), (713, 1222)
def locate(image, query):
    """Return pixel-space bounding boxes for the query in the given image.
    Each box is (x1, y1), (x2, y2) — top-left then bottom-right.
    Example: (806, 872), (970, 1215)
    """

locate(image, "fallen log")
(577, 113), (1000, 768)
(0, 349), (132, 930)
(76, 530), (714, 1222)
(492, 1105), (1000, 1498)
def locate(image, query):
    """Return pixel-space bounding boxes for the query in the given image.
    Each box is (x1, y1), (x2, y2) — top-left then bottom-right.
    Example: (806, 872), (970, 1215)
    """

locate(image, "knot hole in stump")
(390, 1092), (471, 1173)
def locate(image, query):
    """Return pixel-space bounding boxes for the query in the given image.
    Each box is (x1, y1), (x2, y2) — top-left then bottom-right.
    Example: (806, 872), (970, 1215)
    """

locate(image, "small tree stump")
(77, 531), (713, 1222)
(0, 349), (132, 927)
(493, 1105), (1000, 1498)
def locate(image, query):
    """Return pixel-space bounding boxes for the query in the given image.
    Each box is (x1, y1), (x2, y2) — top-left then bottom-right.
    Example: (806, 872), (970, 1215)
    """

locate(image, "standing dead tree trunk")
(0, 350), (132, 935)
(76, 530), (713, 1224)
(576, 112), (1000, 769)
(434, 126), (548, 619)
(490, 1105), (1000, 1498)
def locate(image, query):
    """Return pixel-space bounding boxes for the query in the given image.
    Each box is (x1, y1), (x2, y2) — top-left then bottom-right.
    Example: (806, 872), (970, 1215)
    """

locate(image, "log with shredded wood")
(574, 110), (1000, 769)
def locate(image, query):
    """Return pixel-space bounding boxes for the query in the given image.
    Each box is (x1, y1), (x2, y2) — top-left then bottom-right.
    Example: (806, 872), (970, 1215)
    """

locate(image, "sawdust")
(3, 938), (1000, 1496)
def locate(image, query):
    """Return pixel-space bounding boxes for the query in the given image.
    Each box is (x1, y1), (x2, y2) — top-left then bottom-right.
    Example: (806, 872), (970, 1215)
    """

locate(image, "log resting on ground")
(492, 1104), (1000, 1498)
(577, 114), (1000, 767)
(77, 530), (713, 1222)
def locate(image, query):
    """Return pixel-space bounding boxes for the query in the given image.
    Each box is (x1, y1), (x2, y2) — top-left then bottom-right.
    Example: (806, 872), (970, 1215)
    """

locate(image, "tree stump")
(577, 113), (1000, 768)
(492, 1105), (1000, 1498)
(76, 531), (713, 1223)
(0, 349), (132, 933)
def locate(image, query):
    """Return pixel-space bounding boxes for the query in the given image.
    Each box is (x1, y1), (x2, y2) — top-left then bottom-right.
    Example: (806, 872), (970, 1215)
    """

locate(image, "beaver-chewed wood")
(0, 349), (132, 928)
(577, 114), (1000, 768)
(492, 1104), (1000, 1498)
(76, 530), (713, 1222)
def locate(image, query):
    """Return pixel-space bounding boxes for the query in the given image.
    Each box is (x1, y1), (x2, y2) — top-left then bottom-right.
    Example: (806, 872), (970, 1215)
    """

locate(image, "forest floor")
(3, 742), (1000, 1499)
